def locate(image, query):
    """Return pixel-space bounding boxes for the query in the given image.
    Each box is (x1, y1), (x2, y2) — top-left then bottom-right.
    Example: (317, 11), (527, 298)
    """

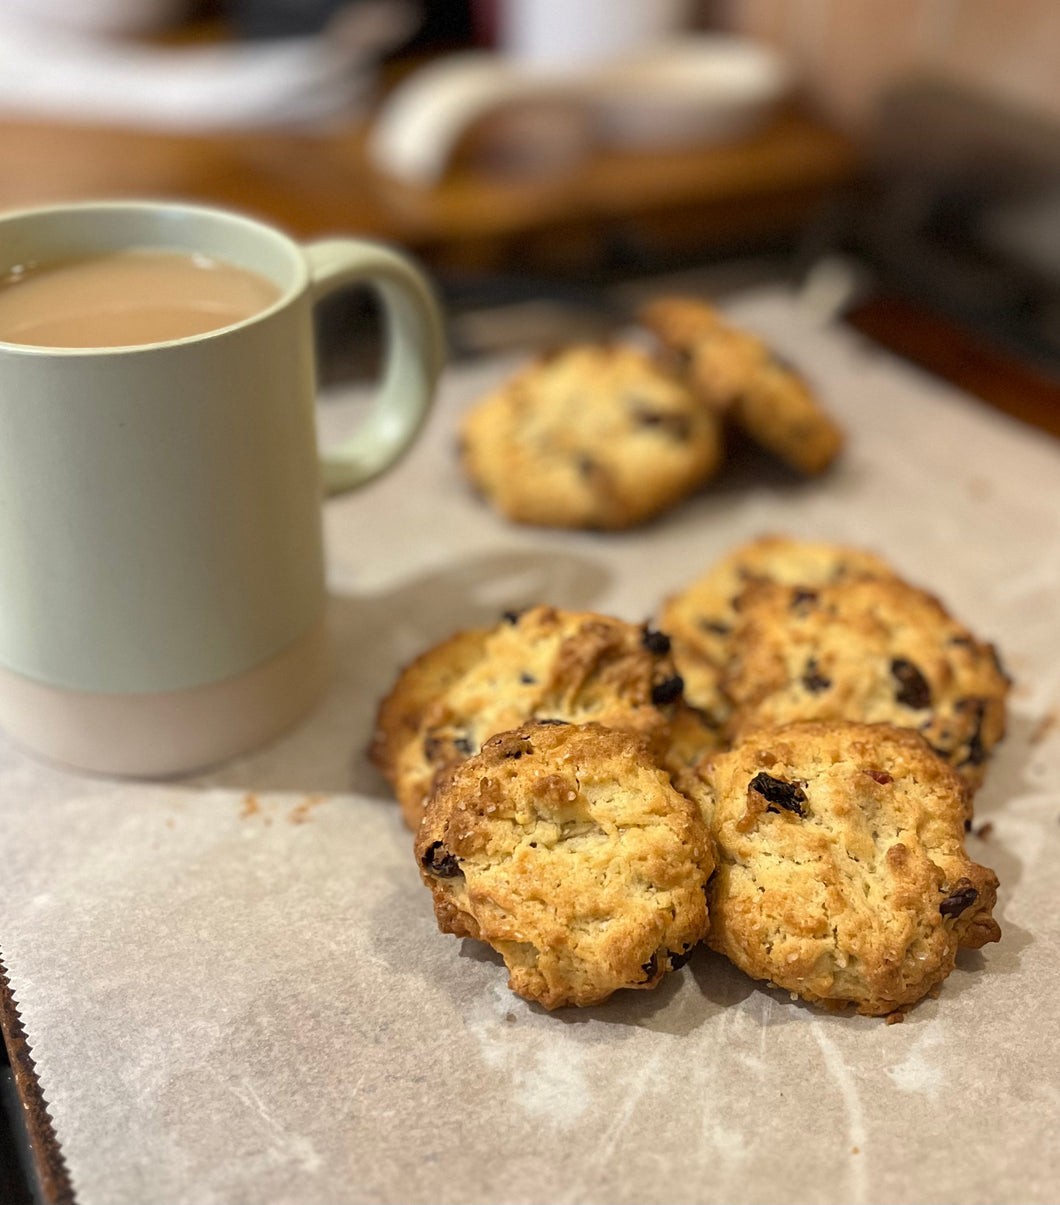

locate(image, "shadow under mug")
(0, 200), (446, 776)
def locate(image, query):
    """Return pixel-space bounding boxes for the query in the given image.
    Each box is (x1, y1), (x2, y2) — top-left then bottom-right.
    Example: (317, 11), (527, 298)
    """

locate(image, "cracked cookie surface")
(371, 605), (719, 830)
(639, 297), (843, 474)
(692, 722), (1000, 1016)
(660, 535), (897, 723)
(722, 575), (1010, 795)
(459, 344), (722, 529)
(416, 721), (713, 1009)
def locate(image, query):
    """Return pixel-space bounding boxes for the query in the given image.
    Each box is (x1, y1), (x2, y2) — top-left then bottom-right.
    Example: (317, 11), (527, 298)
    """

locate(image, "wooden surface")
(847, 294), (1060, 439)
(0, 104), (857, 271)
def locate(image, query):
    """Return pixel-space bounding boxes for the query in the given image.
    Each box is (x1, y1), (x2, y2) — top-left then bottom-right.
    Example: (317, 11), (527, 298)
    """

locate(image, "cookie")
(371, 606), (719, 830)
(722, 576), (1010, 795)
(459, 344), (722, 529)
(639, 297), (842, 474)
(416, 721), (713, 1009)
(660, 535), (897, 722)
(692, 722), (1000, 1016)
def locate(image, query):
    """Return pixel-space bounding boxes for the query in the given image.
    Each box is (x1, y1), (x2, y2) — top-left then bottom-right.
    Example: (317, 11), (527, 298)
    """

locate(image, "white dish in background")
(368, 35), (794, 186)
(590, 35), (793, 149)
(366, 52), (590, 186)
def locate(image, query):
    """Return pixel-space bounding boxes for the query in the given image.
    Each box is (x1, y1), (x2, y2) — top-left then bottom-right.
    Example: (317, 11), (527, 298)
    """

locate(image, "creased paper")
(2, 290), (1058, 1205)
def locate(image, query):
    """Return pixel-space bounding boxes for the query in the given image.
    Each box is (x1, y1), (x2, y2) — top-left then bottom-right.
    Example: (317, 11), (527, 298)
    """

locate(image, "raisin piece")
(672, 346), (694, 372)
(535, 718), (570, 726)
(667, 945), (692, 971)
(956, 699), (988, 767)
(749, 772), (806, 816)
(453, 736), (474, 755)
(964, 732), (986, 766)
(641, 626), (672, 655)
(422, 842), (462, 878)
(651, 675), (684, 705)
(790, 589), (818, 609)
(423, 735), (443, 761)
(578, 455), (597, 479)
(940, 879), (979, 918)
(501, 609), (522, 625)
(865, 769), (893, 785)
(698, 618), (730, 636)
(891, 658), (932, 709)
(801, 658), (831, 694)
(519, 672), (537, 685)
(640, 953), (659, 981)
(504, 749), (524, 759)
(631, 406), (692, 441)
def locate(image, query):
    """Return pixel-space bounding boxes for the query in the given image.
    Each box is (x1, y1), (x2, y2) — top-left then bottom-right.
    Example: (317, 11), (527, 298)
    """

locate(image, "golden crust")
(369, 627), (493, 829)
(459, 344), (723, 530)
(416, 721), (713, 1009)
(691, 722), (1000, 1016)
(722, 576), (1010, 797)
(370, 606), (718, 830)
(639, 296), (843, 475)
(659, 535), (897, 722)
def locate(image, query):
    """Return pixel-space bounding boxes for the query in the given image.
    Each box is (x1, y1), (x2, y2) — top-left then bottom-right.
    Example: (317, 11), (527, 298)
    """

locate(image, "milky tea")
(0, 249), (281, 348)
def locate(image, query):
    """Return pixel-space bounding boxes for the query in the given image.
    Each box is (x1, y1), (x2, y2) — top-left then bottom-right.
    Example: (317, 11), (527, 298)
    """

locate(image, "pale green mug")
(0, 200), (446, 776)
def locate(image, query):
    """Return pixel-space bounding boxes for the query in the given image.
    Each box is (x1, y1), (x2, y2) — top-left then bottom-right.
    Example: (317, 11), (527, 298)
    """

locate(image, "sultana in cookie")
(459, 344), (722, 529)
(416, 721), (713, 1009)
(660, 535), (897, 723)
(639, 297), (842, 474)
(722, 576), (1010, 796)
(371, 605), (718, 830)
(692, 722), (1001, 1016)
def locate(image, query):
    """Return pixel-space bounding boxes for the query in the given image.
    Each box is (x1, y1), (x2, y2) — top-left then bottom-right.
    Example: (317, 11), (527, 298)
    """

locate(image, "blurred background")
(1, 0), (1058, 431)
(1, 3), (1059, 1198)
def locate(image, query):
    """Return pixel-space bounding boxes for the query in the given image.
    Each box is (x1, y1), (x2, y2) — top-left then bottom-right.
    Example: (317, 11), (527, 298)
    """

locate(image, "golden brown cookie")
(371, 606), (718, 830)
(416, 721), (713, 1009)
(660, 535), (897, 723)
(722, 576), (1010, 796)
(459, 344), (723, 529)
(692, 722), (1000, 1016)
(639, 297), (842, 474)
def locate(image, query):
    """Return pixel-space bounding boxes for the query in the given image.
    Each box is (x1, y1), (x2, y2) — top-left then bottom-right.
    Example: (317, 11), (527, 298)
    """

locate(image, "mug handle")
(303, 240), (446, 495)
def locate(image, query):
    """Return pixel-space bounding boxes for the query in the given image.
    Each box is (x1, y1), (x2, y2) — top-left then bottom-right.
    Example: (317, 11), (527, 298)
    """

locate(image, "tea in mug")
(0, 249), (282, 348)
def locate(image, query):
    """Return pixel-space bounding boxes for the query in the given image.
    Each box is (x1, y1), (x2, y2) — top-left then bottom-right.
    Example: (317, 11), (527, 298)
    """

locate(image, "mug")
(0, 199), (445, 776)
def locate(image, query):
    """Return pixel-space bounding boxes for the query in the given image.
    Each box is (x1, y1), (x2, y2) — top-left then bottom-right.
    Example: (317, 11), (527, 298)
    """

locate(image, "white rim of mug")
(0, 199), (309, 357)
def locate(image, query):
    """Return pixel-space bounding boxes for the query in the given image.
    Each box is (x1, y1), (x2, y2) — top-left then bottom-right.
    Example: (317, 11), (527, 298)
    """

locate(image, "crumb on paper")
(240, 793), (260, 820)
(886, 1012), (906, 1025)
(851, 1146), (860, 1154)
(288, 794), (330, 825)
(165, 817), (175, 829)
(1031, 711), (1057, 745)
(967, 476), (992, 500)
(974, 821), (994, 840)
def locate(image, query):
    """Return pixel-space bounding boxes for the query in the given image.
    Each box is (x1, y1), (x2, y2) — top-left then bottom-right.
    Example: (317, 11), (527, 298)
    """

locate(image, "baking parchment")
(1, 290), (1058, 1205)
